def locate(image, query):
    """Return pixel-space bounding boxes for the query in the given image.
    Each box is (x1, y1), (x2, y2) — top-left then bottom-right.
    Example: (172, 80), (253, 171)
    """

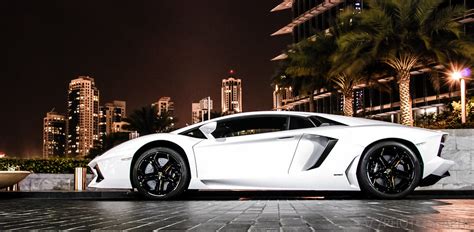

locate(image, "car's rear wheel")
(132, 147), (189, 200)
(357, 141), (421, 199)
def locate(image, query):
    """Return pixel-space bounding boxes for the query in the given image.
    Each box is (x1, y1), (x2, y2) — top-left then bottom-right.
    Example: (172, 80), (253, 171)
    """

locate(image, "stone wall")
(18, 174), (94, 191)
(418, 129), (474, 190)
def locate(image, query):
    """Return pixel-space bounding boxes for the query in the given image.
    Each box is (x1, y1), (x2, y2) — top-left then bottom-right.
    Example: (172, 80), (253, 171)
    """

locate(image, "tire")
(357, 141), (421, 199)
(132, 147), (190, 200)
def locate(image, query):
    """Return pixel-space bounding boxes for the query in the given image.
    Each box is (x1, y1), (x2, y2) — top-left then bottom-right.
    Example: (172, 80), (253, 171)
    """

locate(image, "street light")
(450, 68), (469, 124)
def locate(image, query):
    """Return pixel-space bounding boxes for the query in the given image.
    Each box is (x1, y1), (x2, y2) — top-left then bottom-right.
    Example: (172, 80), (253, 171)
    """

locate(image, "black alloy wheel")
(357, 141), (421, 199)
(132, 147), (189, 200)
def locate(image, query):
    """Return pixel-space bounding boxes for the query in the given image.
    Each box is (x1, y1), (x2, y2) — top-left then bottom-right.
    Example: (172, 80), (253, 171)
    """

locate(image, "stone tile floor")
(0, 197), (473, 231)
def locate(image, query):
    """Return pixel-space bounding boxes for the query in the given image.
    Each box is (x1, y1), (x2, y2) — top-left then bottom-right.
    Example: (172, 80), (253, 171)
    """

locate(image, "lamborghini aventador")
(88, 111), (454, 199)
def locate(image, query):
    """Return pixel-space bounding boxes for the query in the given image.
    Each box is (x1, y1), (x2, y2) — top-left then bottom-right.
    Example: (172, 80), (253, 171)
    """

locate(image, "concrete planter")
(0, 171), (30, 189)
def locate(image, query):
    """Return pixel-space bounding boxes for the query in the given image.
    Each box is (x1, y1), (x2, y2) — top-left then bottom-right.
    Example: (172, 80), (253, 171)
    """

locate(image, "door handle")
(277, 136), (294, 140)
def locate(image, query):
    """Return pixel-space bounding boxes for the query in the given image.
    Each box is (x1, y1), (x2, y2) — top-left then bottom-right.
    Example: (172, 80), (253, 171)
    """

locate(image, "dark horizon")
(1, 1), (292, 157)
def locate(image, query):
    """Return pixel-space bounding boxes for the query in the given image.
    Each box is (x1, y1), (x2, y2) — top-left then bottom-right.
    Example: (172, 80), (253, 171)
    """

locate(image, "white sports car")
(88, 111), (454, 199)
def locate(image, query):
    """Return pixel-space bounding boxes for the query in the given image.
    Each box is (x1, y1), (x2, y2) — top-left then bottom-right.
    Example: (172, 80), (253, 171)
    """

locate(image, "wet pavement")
(0, 192), (473, 231)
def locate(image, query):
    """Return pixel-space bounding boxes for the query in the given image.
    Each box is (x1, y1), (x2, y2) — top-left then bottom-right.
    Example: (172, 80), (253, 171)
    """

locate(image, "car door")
(193, 115), (304, 188)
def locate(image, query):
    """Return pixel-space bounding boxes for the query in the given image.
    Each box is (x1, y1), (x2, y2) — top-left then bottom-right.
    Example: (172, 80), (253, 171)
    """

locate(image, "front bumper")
(87, 156), (133, 189)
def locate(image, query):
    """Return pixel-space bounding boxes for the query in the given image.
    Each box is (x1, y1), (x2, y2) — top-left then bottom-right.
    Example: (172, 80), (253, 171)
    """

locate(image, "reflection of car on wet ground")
(88, 111), (454, 199)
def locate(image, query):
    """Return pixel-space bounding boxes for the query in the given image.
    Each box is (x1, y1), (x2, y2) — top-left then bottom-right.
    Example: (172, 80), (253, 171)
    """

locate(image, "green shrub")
(416, 98), (474, 129)
(0, 158), (91, 174)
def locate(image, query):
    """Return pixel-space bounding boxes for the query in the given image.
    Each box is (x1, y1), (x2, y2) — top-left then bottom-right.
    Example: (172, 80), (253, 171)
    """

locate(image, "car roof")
(172, 111), (326, 134)
(172, 110), (396, 134)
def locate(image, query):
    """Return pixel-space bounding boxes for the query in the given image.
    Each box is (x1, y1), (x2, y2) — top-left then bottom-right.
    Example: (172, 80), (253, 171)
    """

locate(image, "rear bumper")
(419, 171), (450, 186)
(419, 156), (455, 187)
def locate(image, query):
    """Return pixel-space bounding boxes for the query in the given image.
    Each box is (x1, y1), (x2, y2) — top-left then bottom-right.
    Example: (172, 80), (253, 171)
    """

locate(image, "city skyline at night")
(1, 1), (291, 157)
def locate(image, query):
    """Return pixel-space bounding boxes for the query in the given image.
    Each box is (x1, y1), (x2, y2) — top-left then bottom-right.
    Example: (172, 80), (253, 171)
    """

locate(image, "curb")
(0, 190), (473, 200)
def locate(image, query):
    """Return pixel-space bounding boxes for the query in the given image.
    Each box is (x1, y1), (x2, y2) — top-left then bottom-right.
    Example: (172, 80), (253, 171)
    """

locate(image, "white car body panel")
(88, 111), (454, 192)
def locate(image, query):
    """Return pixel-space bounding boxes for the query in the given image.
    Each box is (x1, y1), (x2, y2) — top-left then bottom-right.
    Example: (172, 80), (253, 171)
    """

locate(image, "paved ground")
(0, 193), (473, 231)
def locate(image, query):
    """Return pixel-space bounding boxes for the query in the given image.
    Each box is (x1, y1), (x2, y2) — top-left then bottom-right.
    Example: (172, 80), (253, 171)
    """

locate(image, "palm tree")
(285, 34), (336, 112)
(271, 59), (293, 91)
(329, 11), (382, 117)
(124, 106), (177, 135)
(337, 0), (474, 126)
(156, 110), (177, 133)
(330, 74), (362, 116)
(283, 14), (383, 116)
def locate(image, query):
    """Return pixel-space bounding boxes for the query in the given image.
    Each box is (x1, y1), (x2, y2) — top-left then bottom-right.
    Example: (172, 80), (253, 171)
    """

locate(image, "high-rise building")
(99, 100), (126, 137)
(151, 96), (175, 131)
(271, 0), (474, 123)
(111, 121), (131, 133)
(191, 103), (201, 124)
(66, 76), (100, 157)
(191, 97), (214, 124)
(43, 112), (66, 158)
(221, 70), (242, 114)
(152, 97), (174, 115)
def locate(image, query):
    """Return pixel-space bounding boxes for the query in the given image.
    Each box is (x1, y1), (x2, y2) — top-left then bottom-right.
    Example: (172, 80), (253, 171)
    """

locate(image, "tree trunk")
(308, 90), (316, 112)
(343, 91), (354, 117)
(399, 71), (413, 126)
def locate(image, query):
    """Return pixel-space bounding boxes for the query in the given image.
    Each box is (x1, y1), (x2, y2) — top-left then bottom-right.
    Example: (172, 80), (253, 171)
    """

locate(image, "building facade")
(111, 121), (131, 133)
(191, 103), (201, 124)
(43, 112), (66, 158)
(191, 97), (214, 124)
(152, 97), (174, 116)
(66, 76), (100, 157)
(99, 100), (127, 138)
(221, 70), (243, 114)
(272, 0), (474, 123)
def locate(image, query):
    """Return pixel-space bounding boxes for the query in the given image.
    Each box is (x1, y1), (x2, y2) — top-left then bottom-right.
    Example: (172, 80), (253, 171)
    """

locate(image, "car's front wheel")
(132, 147), (189, 200)
(357, 141), (421, 199)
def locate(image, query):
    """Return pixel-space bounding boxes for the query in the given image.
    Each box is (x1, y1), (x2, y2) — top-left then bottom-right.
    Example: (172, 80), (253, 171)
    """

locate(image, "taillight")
(437, 135), (447, 157)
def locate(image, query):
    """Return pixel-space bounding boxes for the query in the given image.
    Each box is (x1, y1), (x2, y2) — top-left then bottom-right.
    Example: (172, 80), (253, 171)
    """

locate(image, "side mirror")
(199, 121), (217, 139)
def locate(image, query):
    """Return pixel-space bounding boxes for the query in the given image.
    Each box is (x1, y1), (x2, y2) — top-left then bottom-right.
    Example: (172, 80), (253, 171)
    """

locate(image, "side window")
(212, 116), (288, 138)
(180, 128), (206, 139)
(309, 116), (345, 127)
(289, 116), (315, 130)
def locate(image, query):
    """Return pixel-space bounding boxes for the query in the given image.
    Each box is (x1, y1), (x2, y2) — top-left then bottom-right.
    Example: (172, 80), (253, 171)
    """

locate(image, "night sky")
(1, 1), (291, 157)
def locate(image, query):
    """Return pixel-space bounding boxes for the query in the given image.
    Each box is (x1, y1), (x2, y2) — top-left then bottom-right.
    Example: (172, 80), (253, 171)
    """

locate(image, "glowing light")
(451, 71), (463, 80)
(448, 64), (468, 124)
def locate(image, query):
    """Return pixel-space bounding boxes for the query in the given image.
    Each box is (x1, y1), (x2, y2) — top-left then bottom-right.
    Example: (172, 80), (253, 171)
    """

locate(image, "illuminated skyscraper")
(191, 97), (213, 124)
(152, 97), (174, 116)
(43, 112), (66, 158)
(66, 76), (100, 157)
(99, 100), (126, 137)
(221, 70), (242, 114)
(191, 103), (201, 124)
(151, 96), (175, 131)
